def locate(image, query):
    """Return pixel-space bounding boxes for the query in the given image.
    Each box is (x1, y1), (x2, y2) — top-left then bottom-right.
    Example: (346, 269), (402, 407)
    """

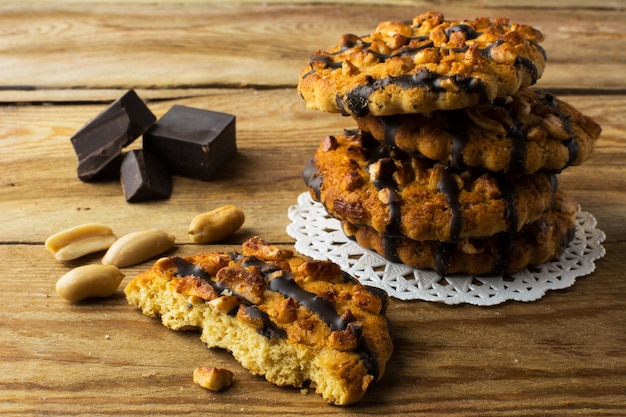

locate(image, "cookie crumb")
(193, 366), (233, 392)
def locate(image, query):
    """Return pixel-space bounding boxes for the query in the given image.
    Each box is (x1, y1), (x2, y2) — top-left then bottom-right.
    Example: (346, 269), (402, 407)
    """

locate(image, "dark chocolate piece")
(143, 105), (236, 181)
(70, 89), (156, 182)
(120, 149), (171, 203)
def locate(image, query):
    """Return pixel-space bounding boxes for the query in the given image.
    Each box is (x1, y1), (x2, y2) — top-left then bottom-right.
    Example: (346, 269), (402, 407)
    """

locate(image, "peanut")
(193, 366), (233, 392)
(241, 236), (293, 261)
(465, 107), (507, 135)
(45, 223), (117, 261)
(56, 264), (124, 302)
(102, 229), (175, 267)
(188, 205), (245, 244)
(207, 295), (240, 314)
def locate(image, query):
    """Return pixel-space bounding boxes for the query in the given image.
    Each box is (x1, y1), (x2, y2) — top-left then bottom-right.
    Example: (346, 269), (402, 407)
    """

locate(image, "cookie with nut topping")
(125, 237), (393, 406)
(298, 11), (546, 116)
(304, 130), (557, 243)
(342, 190), (578, 276)
(354, 89), (601, 174)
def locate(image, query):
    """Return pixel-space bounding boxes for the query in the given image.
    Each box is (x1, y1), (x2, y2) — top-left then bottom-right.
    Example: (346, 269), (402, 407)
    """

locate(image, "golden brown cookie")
(125, 237), (393, 406)
(354, 89), (601, 174)
(342, 191), (578, 276)
(303, 130), (558, 242)
(298, 11), (546, 116)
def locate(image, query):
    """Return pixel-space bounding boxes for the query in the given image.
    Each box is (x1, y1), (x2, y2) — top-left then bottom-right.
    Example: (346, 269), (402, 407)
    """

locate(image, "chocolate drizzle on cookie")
(380, 115), (400, 149)
(446, 104), (530, 172)
(173, 251), (368, 338)
(170, 250), (386, 377)
(128, 237), (393, 404)
(240, 304), (288, 339)
(235, 254), (382, 381)
(434, 242), (457, 277)
(303, 157), (322, 200)
(437, 167), (463, 242)
(357, 86), (598, 175)
(367, 40), (435, 62)
(342, 69), (488, 117)
(299, 12), (548, 118)
(538, 91), (579, 168)
(515, 56), (540, 85)
(169, 247), (387, 380)
(307, 129), (559, 246)
(234, 255), (350, 333)
(296, 13), (594, 281)
(448, 109), (471, 170)
(507, 121), (528, 174)
(308, 54), (342, 70)
(433, 167), (464, 275)
(172, 256), (217, 287)
(382, 236), (402, 264)
(446, 23), (479, 40)
(369, 156), (402, 236)
(172, 256), (287, 338)
(267, 270), (349, 332)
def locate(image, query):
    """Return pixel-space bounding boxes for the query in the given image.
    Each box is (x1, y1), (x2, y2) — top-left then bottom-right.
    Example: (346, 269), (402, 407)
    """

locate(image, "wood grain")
(2, 92), (624, 243)
(1, 2), (625, 416)
(0, 3), (624, 96)
(1, 243), (624, 416)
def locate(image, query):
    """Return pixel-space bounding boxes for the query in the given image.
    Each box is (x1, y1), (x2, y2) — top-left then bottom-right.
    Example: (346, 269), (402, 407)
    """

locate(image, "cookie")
(125, 237), (393, 406)
(303, 130), (558, 242)
(354, 89), (601, 174)
(298, 11), (546, 116)
(342, 190), (578, 276)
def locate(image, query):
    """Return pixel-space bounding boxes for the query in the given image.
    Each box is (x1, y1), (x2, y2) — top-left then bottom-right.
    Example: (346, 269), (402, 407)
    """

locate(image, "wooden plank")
(1, 91), (624, 244)
(0, 241), (624, 415)
(0, 88), (228, 104)
(0, 88), (339, 243)
(0, 3), (624, 96)
(2, 0), (625, 9)
(1, 3), (625, 415)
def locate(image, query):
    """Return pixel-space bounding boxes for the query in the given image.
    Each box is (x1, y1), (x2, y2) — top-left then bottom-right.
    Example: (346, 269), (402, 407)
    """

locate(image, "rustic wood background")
(1, 1), (625, 416)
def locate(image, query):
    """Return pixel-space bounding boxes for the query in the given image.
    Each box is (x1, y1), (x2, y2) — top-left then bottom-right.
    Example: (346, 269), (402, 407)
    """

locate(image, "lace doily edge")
(286, 192), (606, 305)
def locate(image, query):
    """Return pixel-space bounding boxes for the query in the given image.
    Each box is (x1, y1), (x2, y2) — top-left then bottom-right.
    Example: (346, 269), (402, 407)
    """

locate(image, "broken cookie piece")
(125, 237), (393, 405)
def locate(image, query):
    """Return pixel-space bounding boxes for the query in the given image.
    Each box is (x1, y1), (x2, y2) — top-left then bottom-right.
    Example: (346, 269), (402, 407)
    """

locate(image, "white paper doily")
(286, 192), (606, 306)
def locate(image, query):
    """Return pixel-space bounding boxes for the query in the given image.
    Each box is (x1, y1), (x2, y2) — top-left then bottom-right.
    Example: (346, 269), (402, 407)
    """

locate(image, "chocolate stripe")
(267, 273), (348, 332)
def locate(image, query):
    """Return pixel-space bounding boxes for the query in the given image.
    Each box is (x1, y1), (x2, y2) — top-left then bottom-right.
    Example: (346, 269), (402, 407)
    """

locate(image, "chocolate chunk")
(143, 105), (236, 181)
(70, 89), (156, 182)
(120, 149), (171, 203)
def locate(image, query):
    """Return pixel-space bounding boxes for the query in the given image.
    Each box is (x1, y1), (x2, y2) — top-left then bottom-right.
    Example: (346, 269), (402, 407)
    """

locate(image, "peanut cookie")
(342, 191), (578, 276)
(355, 89), (601, 174)
(125, 237), (393, 406)
(298, 11), (546, 116)
(303, 131), (557, 242)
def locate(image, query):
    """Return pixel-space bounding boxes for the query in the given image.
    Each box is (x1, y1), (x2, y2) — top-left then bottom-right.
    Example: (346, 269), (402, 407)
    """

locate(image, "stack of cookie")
(298, 12), (601, 276)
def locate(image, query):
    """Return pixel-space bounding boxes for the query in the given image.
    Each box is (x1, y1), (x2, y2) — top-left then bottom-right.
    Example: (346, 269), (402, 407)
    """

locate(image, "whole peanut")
(188, 205), (245, 244)
(56, 264), (124, 302)
(102, 229), (175, 267)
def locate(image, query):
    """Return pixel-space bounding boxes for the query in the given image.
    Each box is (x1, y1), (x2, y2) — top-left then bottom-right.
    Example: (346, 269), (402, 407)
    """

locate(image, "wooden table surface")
(1, 1), (625, 416)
